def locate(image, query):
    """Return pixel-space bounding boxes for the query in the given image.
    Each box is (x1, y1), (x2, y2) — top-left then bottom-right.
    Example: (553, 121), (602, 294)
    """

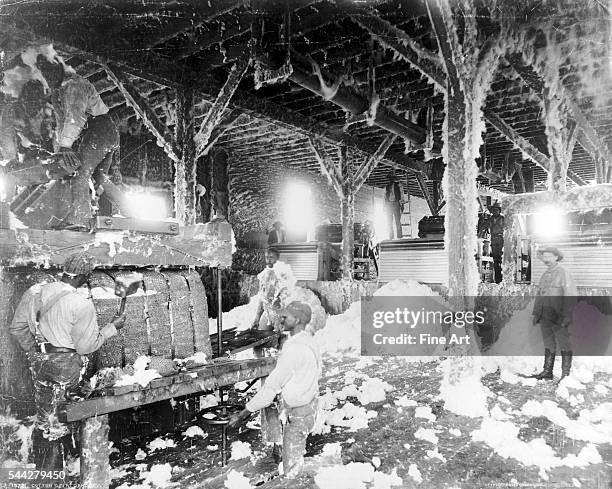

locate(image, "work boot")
(529, 349), (555, 380)
(560, 350), (573, 380)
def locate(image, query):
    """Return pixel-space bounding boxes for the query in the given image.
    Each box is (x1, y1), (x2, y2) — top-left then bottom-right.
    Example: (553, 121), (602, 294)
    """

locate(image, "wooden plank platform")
(0, 221), (233, 268)
(59, 357), (275, 422)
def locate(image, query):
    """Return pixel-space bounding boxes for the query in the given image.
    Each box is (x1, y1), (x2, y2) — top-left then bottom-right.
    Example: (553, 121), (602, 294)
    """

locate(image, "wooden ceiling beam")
(104, 63), (179, 163)
(354, 134), (396, 191)
(1, 19), (427, 175)
(194, 54), (251, 158)
(147, 0), (250, 48)
(506, 53), (612, 174)
(351, 11), (590, 186)
(288, 50), (426, 144)
(484, 110), (586, 186)
(174, 12), (252, 61)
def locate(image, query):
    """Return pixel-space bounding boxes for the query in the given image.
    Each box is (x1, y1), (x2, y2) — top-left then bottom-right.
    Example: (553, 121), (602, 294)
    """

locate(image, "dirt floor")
(102, 355), (612, 489)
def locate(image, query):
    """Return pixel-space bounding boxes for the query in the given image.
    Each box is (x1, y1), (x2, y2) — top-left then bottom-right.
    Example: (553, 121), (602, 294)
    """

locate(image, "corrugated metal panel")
(279, 251), (318, 281)
(531, 241), (612, 287)
(379, 241), (448, 283)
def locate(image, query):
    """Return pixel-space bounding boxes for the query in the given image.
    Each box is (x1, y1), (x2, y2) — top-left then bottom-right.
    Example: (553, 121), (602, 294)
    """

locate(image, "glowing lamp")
(532, 205), (565, 237)
(126, 192), (168, 221)
(282, 181), (314, 240)
(370, 199), (390, 243)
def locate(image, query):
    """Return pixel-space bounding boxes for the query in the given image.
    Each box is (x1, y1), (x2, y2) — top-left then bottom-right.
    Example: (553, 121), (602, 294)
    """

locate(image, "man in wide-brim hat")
(529, 245), (577, 381)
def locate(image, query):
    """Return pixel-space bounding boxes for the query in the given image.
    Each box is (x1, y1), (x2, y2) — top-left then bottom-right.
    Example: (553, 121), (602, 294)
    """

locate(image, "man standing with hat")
(10, 251), (126, 470)
(230, 301), (321, 478)
(529, 246), (577, 380)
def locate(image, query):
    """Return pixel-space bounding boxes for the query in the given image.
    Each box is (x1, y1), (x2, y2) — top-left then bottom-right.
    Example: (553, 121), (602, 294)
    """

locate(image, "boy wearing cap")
(530, 246), (577, 380)
(10, 251), (126, 470)
(230, 300), (321, 478)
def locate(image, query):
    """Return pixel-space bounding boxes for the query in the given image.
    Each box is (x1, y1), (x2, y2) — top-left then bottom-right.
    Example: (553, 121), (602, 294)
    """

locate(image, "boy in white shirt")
(230, 301), (321, 478)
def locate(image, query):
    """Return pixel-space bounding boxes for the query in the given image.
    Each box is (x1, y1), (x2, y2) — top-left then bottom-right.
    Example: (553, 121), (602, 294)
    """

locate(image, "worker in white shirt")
(10, 251), (125, 470)
(230, 301), (321, 478)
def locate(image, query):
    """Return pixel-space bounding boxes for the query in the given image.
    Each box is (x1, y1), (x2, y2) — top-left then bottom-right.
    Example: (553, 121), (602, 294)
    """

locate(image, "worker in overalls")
(9, 252), (126, 470)
(529, 246), (577, 380)
(230, 301), (321, 478)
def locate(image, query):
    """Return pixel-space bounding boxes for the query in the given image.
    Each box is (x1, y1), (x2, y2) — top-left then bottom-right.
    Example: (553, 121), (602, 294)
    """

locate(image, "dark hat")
(538, 246), (563, 261)
(62, 251), (95, 276)
(280, 301), (312, 325)
(489, 202), (502, 210)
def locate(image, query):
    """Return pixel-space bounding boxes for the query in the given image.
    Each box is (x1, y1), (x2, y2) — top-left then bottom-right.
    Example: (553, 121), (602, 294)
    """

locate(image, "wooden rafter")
(147, 0), (250, 48)
(415, 173), (437, 215)
(104, 63), (179, 163)
(348, 13), (446, 89)
(353, 13), (589, 188)
(2, 21), (427, 177)
(289, 50), (426, 144)
(308, 138), (342, 196)
(175, 12), (252, 61)
(194, 54), (252, 157)
(484, 110), (586, 186)
(506, 53), (612, 174)
(198, 110), (242, 158)
(354, 134), (396, 191)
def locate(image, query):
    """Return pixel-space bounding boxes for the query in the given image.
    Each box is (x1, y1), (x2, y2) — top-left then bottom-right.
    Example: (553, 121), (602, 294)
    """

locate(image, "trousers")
(385, 201), (403, 239)
(263, 398), (317, 477)
(30, 352), (84, 440)
(539, 318), (571, 352)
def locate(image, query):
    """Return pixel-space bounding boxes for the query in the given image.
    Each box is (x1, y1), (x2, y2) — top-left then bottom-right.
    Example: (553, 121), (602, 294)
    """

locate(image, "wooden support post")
(427, 0), (482, 298)
(194, 55), (251, 157)
(175, 87), (197, 225)
(309, 138), (343, 196)
(80, 415), (111, 489)
(340, 147), (355, 282)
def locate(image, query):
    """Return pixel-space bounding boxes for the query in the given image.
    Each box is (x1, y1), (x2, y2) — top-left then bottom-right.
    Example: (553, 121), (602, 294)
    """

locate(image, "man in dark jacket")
(268, 221), (286, 245)
(489, 202), (504, 283)
(529, 246), (577, 380)
(10, 252), (126, 470)
(384, 170), (404, 239)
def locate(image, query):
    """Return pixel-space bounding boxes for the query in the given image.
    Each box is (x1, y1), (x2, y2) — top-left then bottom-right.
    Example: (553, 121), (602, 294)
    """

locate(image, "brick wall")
(228, 156), (433, 272)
